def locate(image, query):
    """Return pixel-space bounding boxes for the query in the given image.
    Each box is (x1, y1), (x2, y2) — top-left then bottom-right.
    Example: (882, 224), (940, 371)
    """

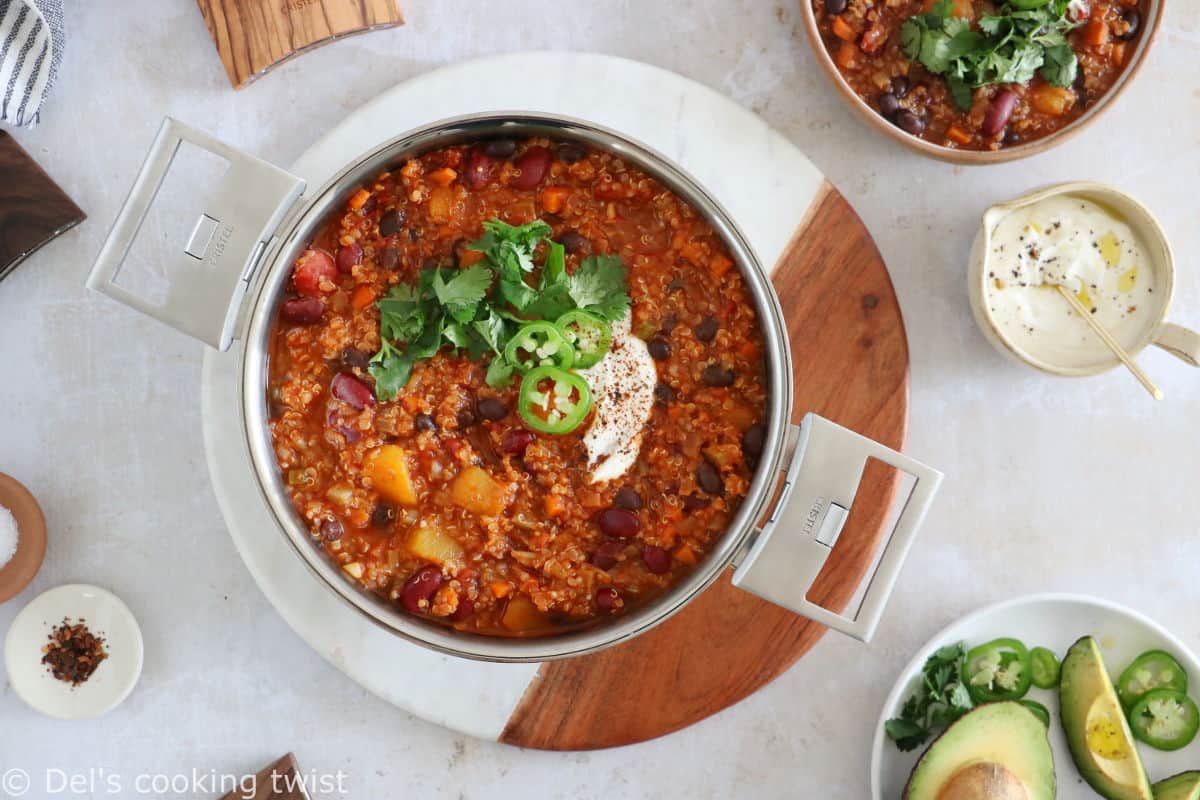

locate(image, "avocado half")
(1060, 636), (1154, 800)
(1154, 772), (1200, 800)
(904, 701), (1055, 800)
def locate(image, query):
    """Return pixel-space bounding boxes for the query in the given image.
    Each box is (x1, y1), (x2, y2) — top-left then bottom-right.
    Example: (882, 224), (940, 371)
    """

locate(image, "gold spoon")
(1055, 285), (1163, 400)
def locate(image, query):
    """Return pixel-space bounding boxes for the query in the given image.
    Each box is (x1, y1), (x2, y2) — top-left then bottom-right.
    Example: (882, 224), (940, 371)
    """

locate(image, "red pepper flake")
(41, 618), (108, 687)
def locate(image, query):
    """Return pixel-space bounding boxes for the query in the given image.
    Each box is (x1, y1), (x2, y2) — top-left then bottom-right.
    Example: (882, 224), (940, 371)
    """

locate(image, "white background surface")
(0, 1), (1197, 798)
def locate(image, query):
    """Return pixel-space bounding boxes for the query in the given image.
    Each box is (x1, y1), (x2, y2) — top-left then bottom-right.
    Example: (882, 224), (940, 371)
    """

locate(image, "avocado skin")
(903, 701), (1055, 800)
(1154, 772), (1200, 800)
(1059, 636), (1154, 800)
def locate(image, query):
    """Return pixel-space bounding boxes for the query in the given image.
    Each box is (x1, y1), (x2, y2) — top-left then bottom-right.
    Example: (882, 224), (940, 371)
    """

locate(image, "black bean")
(340, 347), (372, 370)
(320, 519), (344, 542)
(556, 142), (587, 164)
(742, 423), (765, 458)
(1002, 130), (1023, 147)
(484, 139), (517, 159)
(891, 75), (911, 98)
(696, 462), (724, 496)
(694, 316), (719, 343)
(666, 276), (687, 293)
(559, 230), (587, 254)
(613, 487), (643, 510)
(648, 336), (671, 361)
(379, 246), (400, 270)
(457, 407), (477, 429)
(477, 397), (508, 421)
(878, 92), (900, 118)
(701, 364), (736, 387)
(654, 383), (675, 405)
(413, 413), (437, 433)
(661, 314), (679, 334)
(826, 0), (847, 13)
(379, 209), (407, 237)
(894, 110), (926, 136)
(371, 503), (397, 529)
(1118, 8), (1140, 39)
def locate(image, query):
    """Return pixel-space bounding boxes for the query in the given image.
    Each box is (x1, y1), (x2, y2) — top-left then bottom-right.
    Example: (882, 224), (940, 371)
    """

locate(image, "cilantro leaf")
(1039, 43), (1078, 86)
(885, 642), (974, 753)
(431, 263), (493, 323)
(484, 355), (516, 388)
(568, 255), (631, 321)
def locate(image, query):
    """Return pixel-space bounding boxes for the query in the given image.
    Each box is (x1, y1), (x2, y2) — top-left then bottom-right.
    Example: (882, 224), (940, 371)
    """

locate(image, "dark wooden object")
(219, 753), (310, 800)
(0, 131), (85, 283)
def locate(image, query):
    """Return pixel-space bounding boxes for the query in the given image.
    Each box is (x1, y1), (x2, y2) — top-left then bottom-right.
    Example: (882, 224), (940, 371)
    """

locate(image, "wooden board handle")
(196, 0), (405, 89)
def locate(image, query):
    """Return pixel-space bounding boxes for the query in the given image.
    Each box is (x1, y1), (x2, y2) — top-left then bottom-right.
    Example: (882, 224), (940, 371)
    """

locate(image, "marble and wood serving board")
(201, 52), (909, 750)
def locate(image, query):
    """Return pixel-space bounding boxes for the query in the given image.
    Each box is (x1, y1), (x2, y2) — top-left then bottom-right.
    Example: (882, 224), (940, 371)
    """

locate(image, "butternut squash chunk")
(365, 445), (417, 505)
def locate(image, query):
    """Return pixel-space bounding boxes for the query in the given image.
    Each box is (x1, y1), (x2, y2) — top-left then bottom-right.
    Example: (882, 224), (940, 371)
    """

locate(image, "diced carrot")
(350, 509), (370, 528)
(831, 15), (856, 41)
(665, 504), (683, 523)
(673, 545), (698, 566)
(402, 396), (423, 413)
(1029, 85), (1075, 116)
(490, 580), (512, 599)
(945, 125), (973, 145)
(738, 339), (758, 359)
(428, 167), (457, 187)
(348, 188), (372, 210)
(541, 186), (571, 214)
(458, 248), (485, 267)
(860, 24), (887, 54)
(350, 285), (376, 311)
(544, 494), (567, 518)
(710, 254), (734, 278)
(1083, 17), (1109, 47)
(680, 242), (706, 264)
(835, 40), (857, 69)
(1112, 42), (1127, 65)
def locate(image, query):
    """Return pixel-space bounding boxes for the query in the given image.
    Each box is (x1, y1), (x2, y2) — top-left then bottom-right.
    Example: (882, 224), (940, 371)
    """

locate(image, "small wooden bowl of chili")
(801, 0), (1163, 162)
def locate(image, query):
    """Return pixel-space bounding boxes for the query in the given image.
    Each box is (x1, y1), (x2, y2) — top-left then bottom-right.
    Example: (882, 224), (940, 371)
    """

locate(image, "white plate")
(4, 584), (144, 719)
(871, 593), (1200, 799)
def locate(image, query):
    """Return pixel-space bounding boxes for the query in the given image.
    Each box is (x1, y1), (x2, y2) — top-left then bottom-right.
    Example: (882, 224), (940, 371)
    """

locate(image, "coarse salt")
(0, 504), (18, 569)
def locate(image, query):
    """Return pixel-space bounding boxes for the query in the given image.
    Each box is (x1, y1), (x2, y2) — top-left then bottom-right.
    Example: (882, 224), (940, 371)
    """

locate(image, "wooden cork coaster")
(196, 0), (405, 89)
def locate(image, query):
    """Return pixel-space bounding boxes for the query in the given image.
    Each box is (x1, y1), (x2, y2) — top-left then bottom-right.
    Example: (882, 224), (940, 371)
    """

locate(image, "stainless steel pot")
(89, 114), (942, 662)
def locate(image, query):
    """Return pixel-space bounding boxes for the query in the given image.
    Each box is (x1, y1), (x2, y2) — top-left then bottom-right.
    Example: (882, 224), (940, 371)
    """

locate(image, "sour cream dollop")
(577, 313), (656, 483)
(984, 194), (1158, 367)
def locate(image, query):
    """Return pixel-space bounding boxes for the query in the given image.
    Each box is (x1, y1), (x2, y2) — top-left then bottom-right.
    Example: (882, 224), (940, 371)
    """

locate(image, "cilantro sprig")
(901, 0), (1081, 110)
(884, 643), (975, 752)
(368, 219), (630, 401)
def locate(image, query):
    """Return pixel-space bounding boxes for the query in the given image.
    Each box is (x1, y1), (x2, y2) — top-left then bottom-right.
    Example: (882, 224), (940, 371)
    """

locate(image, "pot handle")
(1152, 322), (1200, 367)
(87, 117), (306, 350)
(731, 413), (942, 642)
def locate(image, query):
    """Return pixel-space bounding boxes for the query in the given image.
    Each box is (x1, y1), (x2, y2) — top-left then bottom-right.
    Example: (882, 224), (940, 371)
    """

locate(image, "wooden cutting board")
(196, 0), (404, 89)
(0, 131), (85, 283)
(499, 180), (909, 749)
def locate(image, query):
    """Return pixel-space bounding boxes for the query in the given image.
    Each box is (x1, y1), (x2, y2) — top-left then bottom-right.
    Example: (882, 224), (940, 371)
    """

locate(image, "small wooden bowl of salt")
(0, 473), (47, 603)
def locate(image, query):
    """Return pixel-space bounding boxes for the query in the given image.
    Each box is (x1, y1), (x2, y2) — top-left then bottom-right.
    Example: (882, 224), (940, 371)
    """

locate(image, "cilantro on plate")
(900, 0), (1081, 110)
(884, 642), (975, 752)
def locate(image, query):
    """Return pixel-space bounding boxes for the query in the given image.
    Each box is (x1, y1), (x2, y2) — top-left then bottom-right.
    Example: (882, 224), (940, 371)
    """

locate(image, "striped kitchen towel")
(0, 0), (64, 127)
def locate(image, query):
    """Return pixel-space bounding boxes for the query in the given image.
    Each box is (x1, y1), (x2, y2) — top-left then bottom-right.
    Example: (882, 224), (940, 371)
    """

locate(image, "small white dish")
(4, 584), (144, 719)
(871, 593), (1200, 800)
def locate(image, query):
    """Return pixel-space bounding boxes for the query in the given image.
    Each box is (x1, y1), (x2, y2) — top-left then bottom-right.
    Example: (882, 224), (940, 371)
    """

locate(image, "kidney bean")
(654, 383), (675, 405)
(701, 364), (736, 387)
(891, 75), (911, 98)
(613, 487), (643, 510)
(413, 413), (437, 433)
(484, 139), (517, 159)
(642, 545), (672, 575)
(694, 316), (719, 343)
(291, 248), (337, 296)
(401, 565), (444, 613)
(595, 587), (622, 612)
(894, 110), (927, 136)
(281, 297), (326, 325)
(335, 243), (363, 273)
(556, 142), (586, 164)
(464, 148), (493, 190)
(339, 347), (371, 370)
(320, 519), (344, 542)
(331, 372), (375, 409)
(559, 230), (587, 254)
(1118, 8), (1140, 39)
(878, 92), (900, 118)
(591, 541), (626, 570)
(696, 461), (724, 496)
(648, 336), (671, 361)
(477, 397), (508, 421)
(450, 597), (476, 622)
(500, 429), (536, 455)
(511, 146), (552, 190)
(371, 502), (397, 528)
(379, 209), (407, 237)
(826, 0), (847, 13)
(983, 90), (1019, 137)
(682, 495), (710, 512)
(597, 508), (641, 540)
(326, 408), (361, 443)
(742, 423), (766, 459)
(379, 246), (400, 270)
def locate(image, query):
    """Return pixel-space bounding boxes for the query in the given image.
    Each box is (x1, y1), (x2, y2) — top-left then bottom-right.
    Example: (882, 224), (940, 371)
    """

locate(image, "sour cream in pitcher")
(984, 194), (1157, 366)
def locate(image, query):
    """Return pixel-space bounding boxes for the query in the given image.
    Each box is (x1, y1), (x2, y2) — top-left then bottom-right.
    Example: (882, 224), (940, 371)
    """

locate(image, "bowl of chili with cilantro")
(803, 0), (1161, 161)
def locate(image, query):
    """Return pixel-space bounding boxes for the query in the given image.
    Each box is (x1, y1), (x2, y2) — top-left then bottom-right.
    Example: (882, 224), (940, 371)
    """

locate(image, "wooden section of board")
(0, 131), (85, 284)
(500, 181), (909, 750)
(219, 753), (310, 800)
(196, 0), (404, 89)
